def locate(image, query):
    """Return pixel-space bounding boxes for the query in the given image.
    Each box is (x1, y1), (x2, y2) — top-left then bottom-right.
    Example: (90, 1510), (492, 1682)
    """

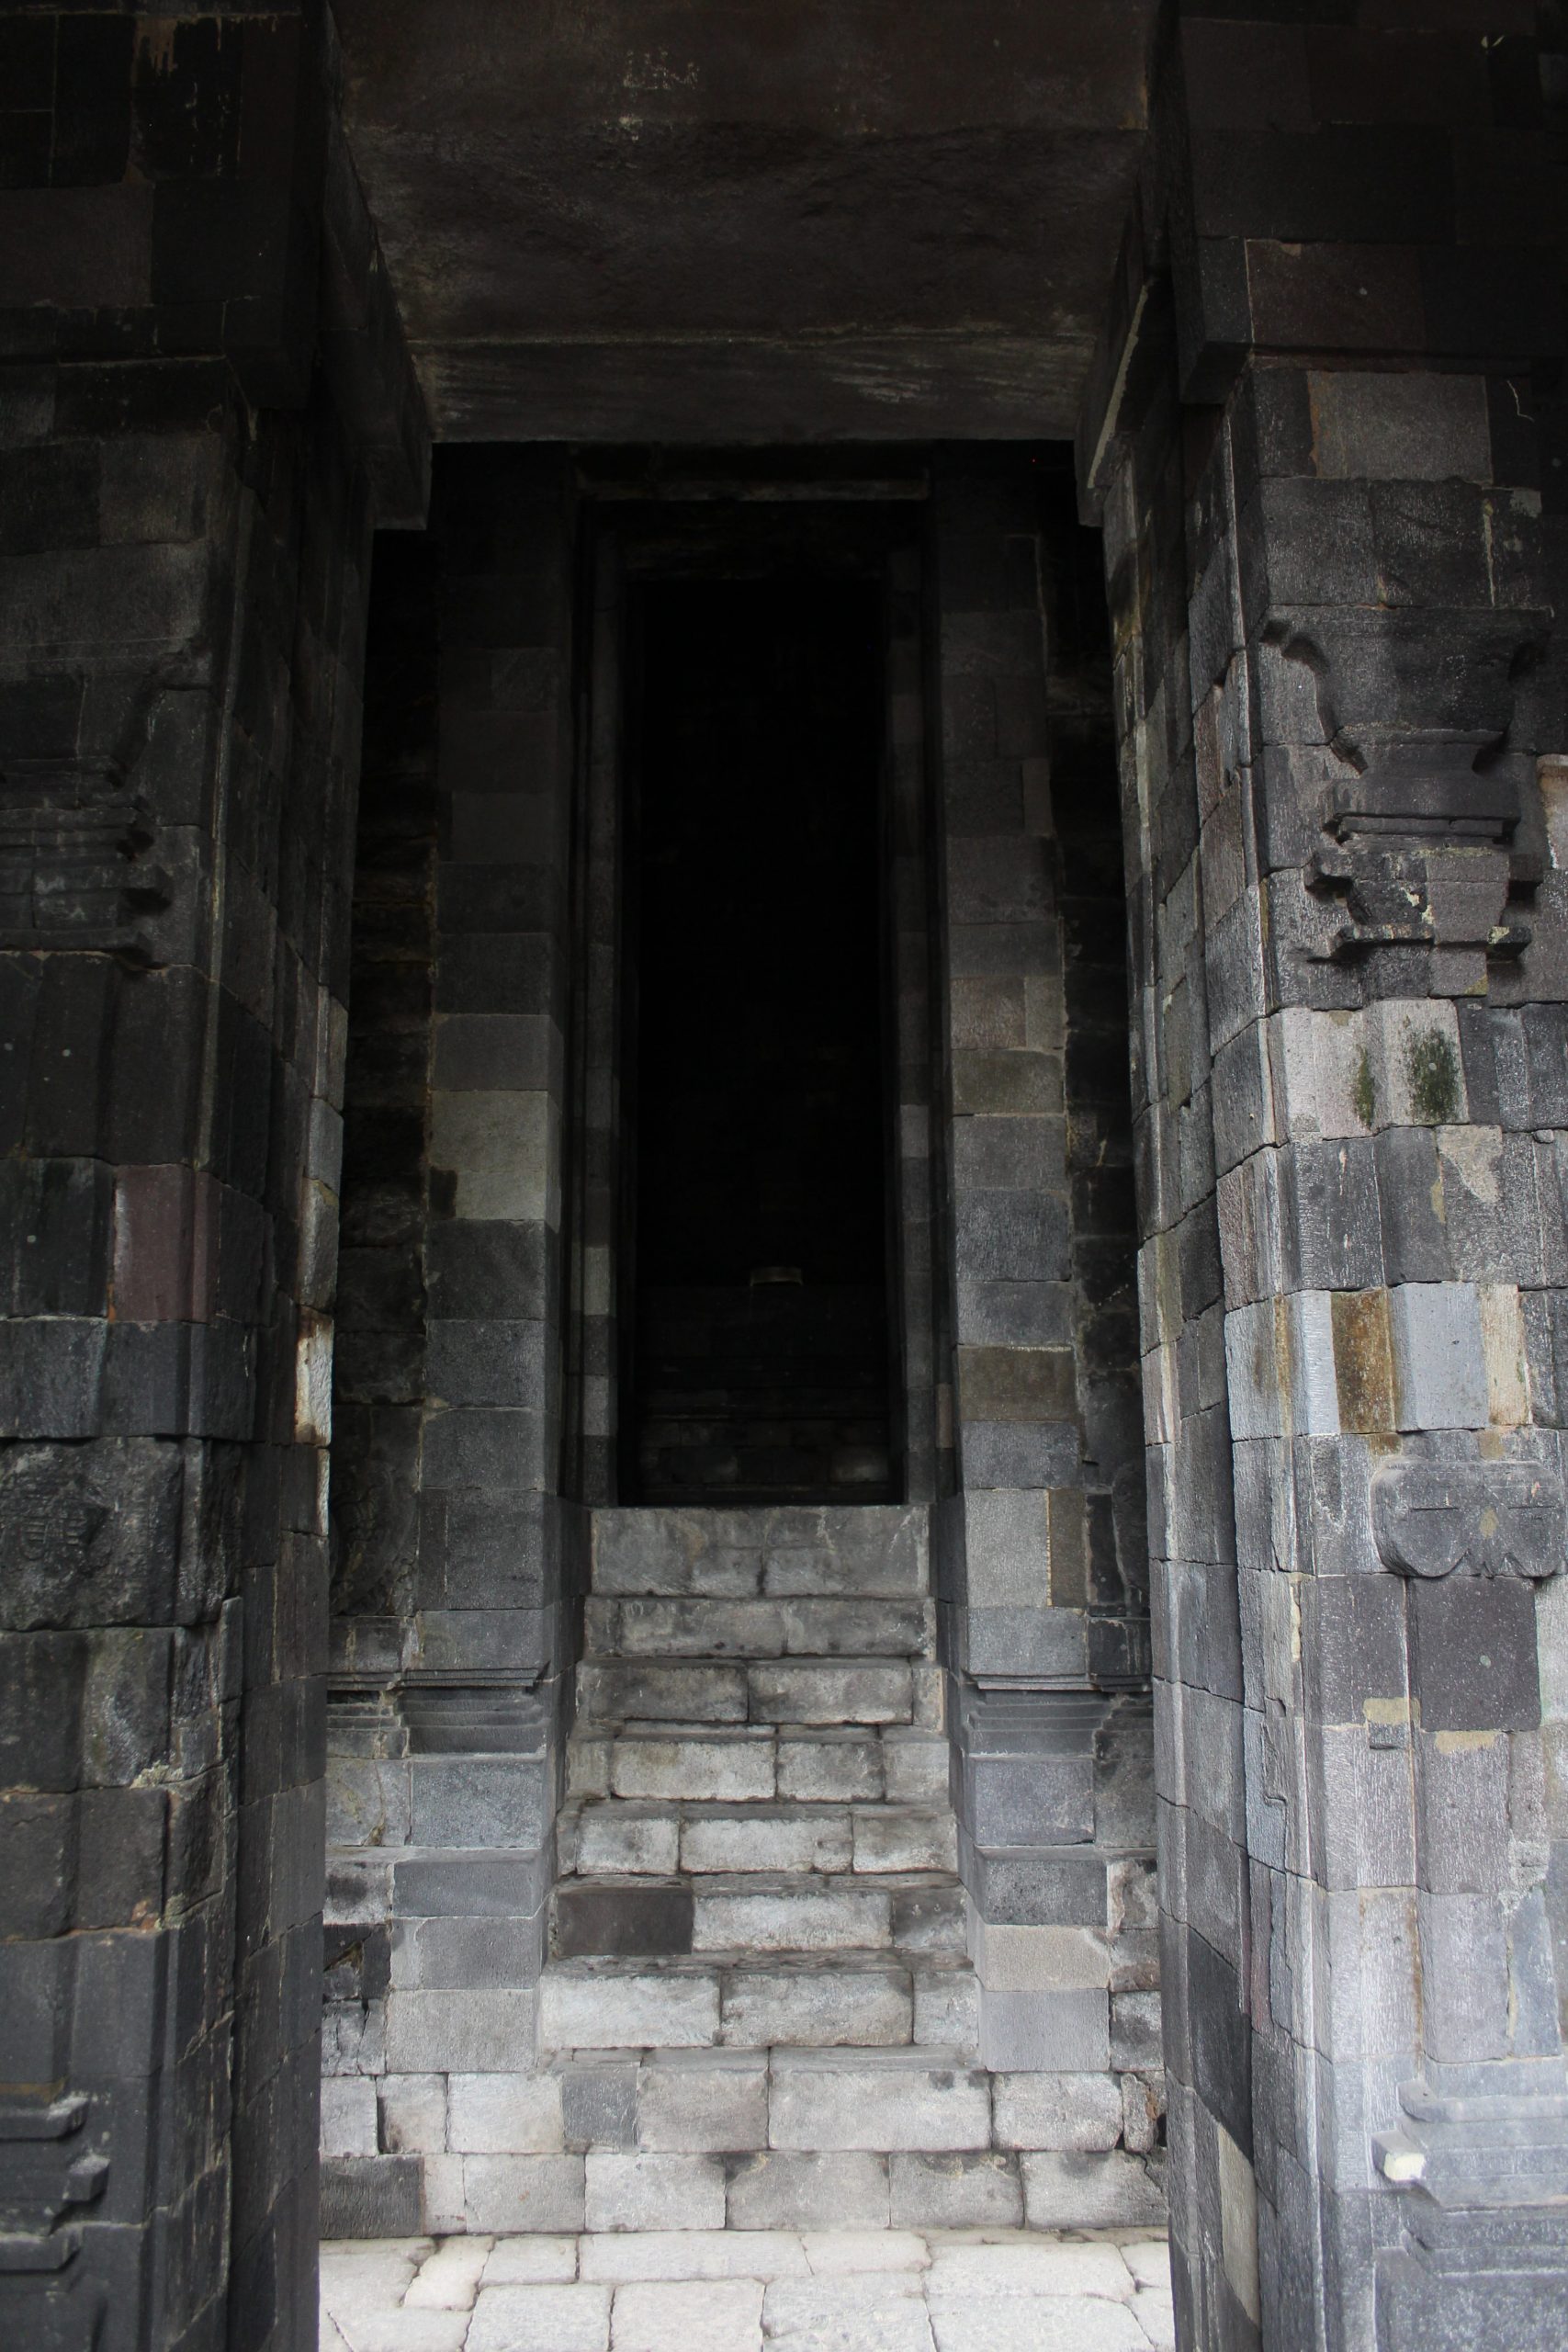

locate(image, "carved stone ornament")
(1305, 732), (1537, 979)
(1371, 1457), (1567, 1581)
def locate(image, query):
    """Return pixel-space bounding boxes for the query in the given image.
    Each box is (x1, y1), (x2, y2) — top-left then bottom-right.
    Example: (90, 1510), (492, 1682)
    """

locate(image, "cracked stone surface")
(321, 2228), (1175, 2351)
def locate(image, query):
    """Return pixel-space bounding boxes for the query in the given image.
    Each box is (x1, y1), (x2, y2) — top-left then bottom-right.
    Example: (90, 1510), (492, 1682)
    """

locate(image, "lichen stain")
(1352, 1047), (1376, 1130)
(1331, 1288), (1395, 1439)
(1404, 1028), (1461, 1125)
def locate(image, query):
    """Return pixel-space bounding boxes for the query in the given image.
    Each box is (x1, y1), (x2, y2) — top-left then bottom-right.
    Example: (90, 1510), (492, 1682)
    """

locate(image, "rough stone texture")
(0, 14), (427, 2347)
(1075, 10), (1568, 2345)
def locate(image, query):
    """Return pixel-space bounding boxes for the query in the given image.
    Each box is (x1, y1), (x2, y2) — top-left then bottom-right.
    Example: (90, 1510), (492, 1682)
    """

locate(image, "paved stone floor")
(321, 2228), (1175, 2351)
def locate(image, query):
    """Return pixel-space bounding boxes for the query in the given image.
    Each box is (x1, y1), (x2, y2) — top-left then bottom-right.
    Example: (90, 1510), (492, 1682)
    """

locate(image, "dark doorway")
(623, 576), (893, 1502)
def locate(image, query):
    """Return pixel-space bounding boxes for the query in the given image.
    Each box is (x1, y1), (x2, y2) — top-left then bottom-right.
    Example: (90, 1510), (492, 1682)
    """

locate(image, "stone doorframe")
(560, 475), (946, 1513)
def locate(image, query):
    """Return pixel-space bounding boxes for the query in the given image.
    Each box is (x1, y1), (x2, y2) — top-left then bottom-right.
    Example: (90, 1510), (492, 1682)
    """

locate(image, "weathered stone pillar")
(1080, 8), (1568, 2345)
(930, 455), (1159, 2221)
(0, 12), (427, 2347)
(323, 452), (588, 2234)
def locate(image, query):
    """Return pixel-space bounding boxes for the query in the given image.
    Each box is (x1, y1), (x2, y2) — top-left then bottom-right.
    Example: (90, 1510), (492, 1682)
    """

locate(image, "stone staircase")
(535, 1504), (1016, 2230)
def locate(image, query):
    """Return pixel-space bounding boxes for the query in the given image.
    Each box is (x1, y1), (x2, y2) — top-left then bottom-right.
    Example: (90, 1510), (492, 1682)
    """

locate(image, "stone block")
(386, 1989), (539, 2074)
(721, 1962), (911, 2050)
(576, 1805), (682, 1877)
(1020, 2150), (1166, 2229)
(608, 2279), (764, 2352)
(1408, 1574), (1540, 1733)
(394, 1911), (545, 1990)
(555, 1881), (694, 1959)
(913, 1965), (979, 2054)
(760, 2275), (932, 2352)
(888, 2150), (1023, 2227)
(561, 2056), (639, 2151)
(447, 2071), (564, 2154)
(694, 1882), (890, 1954)
(580, 1657), (747, 1724)
(992, 2072), (1123, 2151)
(462, 2154), (586, 2234)
(748, 1658), (912, 1725)
(539, 1966), (718, 2051)
(1388, 1283), (1488, 1430)
(610, 1732), (774, 1804)
(408, 1756), (552, 1848)
(726, 2151), (891, 2230)
(881, 1731), (949, 1804)
(379, 2073), (449, 2155)
(978, 1986), (1110, 2073)
(1111, 1990), (1164, 2071)
(583, 2151), (727, 2231)
(637, 2052), (769, 2153)
(682, 1806), (852, 1877)
(321, 2074), (378, 2157)
(767, 2050), (991, 2152)
(776, 1729), (884, 1802)
(468, 2281), (608, 2350)
(853, 1807), (956, 1875)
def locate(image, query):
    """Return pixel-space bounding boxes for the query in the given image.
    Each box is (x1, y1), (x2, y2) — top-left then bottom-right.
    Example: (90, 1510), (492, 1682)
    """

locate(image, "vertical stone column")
(930, 457), (1158, 2222)
(1081, 9), (1568, 2343)
(0, 14), (426, 2346)
(323, 453), (587, 2233)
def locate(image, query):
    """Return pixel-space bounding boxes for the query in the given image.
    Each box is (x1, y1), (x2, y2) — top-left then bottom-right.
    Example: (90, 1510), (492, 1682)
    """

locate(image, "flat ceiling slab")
(334, 1), (1155, 443)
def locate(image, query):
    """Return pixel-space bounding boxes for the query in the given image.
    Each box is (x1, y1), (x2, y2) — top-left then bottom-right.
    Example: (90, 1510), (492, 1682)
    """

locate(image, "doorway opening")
(622, 574), (894, 1503)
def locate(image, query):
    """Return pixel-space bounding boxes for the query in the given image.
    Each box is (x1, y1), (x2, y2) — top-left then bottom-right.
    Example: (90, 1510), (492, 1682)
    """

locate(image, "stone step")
(548, 2046), (995, 2158)
(537, 1952), (978, 2056)
(592, 1504), (927, 1602)
(576, 1655), (941, 1730)
(568, 1724), (950, 1807)
(552, 1871), (964, 1961)
(558, 1800), (958, 1880)
(585, 1594), (937, 1660)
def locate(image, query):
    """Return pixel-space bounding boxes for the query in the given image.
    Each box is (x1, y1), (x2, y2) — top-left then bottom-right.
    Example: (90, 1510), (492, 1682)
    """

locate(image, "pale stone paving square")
(320, 2225), (1171, 2352)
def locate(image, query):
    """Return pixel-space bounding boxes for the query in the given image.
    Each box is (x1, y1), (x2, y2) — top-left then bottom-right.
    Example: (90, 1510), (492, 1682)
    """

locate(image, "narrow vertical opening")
(621, 573), (893, 1501)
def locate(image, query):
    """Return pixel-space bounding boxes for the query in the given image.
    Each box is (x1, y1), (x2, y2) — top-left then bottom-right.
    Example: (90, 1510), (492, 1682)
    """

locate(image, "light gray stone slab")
(1019, 2151), (1166, 2229)
(578, 2232), (809, 2282)
(726, 2151), (891, 2229)
(761, 2277), (935, 2352)
(611, 1733), (775, 1803)
(468, 2282), (612, 2352)
(767, 2052), (990, 2153)
(748, 1659), (913, 1725)
(887, 2151), (1022, 2228)
(608, 2278), (763, 2352)
(584, 2153), (728, 2232)
(462, 2155), (586, 2235)
(852, 1808), (957, 1875)
(636, 2052), (769, 2153)
(540, 1968), (718, 2051)
(680, 1807), (852, 1877)
(694, 1881), (892, 1953)
(992, 2071), (1124, 2152)
(721, 1963), (911, 2049)
(776, 1730), (886, 1802)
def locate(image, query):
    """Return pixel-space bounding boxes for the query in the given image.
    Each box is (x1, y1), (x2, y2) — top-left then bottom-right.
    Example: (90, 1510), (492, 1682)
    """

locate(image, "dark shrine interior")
(624, 573), (895, 1503)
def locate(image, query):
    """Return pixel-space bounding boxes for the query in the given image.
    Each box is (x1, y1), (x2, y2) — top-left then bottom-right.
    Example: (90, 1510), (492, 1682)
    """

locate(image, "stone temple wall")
(0, 11), (426, 2347)
(1077, 12), (1568, 2346)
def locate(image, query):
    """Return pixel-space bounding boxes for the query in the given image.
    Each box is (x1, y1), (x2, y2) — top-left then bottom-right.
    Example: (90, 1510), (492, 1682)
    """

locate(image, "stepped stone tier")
(324, 1507), (1164, 2238)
